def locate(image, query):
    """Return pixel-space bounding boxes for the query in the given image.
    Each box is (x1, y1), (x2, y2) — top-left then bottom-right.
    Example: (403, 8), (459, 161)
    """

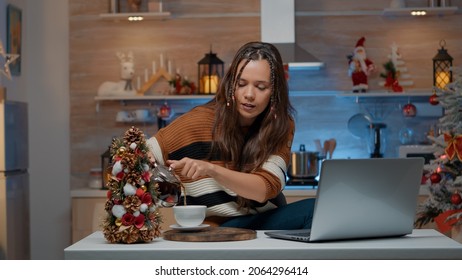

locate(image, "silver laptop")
(265, 158), (424, 242)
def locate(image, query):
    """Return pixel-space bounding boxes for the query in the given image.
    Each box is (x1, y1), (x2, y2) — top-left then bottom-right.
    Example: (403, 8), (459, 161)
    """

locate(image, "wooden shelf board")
(95, 94), (213, 101)
(383, 6), (458, 16)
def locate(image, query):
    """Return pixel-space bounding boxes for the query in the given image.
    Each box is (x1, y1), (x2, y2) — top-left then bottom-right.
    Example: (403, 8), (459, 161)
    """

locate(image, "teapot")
(151, 162), (183, 207)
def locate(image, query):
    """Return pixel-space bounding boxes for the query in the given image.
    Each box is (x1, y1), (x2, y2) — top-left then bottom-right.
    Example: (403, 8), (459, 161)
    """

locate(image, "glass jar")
(88, 168), (103, 189)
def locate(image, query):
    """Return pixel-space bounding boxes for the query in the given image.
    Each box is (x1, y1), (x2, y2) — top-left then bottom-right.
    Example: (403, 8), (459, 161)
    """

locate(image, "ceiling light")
(128, 16), (144, 21)
(411, 10), (427, 16)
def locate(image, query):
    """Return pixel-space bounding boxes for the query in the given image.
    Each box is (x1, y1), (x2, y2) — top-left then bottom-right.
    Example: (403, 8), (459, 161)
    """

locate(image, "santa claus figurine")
(348, 37), (376, 93)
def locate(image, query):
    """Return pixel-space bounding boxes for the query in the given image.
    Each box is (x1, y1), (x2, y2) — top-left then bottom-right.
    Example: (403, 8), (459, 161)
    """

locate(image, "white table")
(64, 229), (462, 260)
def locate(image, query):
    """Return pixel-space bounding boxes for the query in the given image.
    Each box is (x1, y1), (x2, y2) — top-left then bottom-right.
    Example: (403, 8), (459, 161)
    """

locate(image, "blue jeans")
(220, 198), (316, 230)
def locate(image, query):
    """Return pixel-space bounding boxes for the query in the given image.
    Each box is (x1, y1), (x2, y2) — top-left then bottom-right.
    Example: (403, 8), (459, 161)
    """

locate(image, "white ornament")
(133, 211), (140, 217)
(111, 205), (126, 218)
(140, 204), (148, 212)
(130, 142), (137, 150)
(97, 51), (136, 96)
(123, 183), (137, 195)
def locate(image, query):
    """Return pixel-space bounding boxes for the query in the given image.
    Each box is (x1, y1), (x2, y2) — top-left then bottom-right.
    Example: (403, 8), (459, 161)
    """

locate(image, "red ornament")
(158, 102), (171, 118)
(429, 93), (439, 105)
(429, 172), (442, 184)
(284, 64), (289, 80)
(451, 192), (462, 205)
(136, 187), (145, 198)
(402, 103), (417, 117)
(392, 80), (403, 92)
(421, 174), (428, 184)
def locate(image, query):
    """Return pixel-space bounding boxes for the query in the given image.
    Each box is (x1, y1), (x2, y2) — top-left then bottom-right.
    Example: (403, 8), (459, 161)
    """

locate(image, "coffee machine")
(368, 123), (387, 158)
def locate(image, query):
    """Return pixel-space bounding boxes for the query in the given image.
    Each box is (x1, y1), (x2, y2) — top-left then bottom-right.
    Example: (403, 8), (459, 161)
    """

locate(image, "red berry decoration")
(451, 192), (462, 205)
(429, 172), (442, 184)
(429, 93), (439, 105)
(402, 103), (417, 117)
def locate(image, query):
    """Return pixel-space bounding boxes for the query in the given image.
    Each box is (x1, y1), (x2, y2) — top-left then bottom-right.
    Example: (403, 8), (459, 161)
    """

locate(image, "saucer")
(169, 224), (210, 231)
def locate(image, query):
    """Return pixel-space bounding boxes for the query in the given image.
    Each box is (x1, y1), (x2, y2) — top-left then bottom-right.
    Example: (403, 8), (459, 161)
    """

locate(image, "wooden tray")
(163, 227), (257, 242)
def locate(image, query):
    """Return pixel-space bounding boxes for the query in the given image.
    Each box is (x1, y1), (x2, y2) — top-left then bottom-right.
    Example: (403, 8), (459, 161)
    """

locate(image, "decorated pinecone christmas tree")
(416, 67), (462, 234)
(103, 126), (163, 244)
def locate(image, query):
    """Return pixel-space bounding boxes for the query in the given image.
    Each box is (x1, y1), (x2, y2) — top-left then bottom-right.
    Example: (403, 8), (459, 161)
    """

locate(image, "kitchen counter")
(64, 229), (462, 260)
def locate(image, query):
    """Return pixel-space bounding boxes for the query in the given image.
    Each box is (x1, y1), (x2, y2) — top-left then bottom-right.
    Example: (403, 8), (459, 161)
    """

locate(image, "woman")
(147, 41), (315, 229)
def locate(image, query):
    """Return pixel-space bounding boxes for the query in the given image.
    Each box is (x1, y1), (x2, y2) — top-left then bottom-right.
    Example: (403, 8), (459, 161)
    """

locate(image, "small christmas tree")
(103, 126), (163, 244)
(416, 67), (462, 234)
(379, 43), (414, 92)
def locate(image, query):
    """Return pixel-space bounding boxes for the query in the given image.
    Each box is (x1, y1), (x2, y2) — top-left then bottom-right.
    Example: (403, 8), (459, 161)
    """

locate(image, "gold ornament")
(117, 146), (127, 156)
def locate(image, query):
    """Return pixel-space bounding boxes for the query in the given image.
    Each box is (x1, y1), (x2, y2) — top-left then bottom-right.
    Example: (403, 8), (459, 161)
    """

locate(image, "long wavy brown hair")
(203, 42), (295, 208)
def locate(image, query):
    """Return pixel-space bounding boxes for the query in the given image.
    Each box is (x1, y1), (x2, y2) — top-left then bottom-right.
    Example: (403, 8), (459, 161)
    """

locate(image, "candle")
(152, 61), (156, 74)
(160, 54), (164, 68)
(159, 1), (163, 12)
(202, 75), (219, 94)
(168, 60), (172, 74)
(144, 69), (148, 82)
(436, 71), (450, 89)
(176, 68), (180, 74)
(137, 76), (141, 90)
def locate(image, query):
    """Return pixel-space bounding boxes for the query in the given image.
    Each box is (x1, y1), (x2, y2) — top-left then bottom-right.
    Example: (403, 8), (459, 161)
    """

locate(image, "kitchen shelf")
(94, 90), (342, 112)
(339, 90), (435, 105)
(94, 90), (435, 112)
(99, 12), (171, 21)
(97, 12), (260, 21)
(383, 6), (458, 16)
(339, 90), (434, 98)
(94, 94), (213, 112)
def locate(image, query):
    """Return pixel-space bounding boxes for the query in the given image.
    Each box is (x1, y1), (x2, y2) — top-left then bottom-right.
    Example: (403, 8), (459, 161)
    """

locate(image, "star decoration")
(0, 39), (20, 80)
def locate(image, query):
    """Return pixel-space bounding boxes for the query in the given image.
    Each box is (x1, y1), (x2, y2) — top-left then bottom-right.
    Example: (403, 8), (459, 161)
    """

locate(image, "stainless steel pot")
(288, 144), (320, 179)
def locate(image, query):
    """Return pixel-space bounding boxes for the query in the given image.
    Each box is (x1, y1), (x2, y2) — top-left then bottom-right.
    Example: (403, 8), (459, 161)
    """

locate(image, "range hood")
(261, 0), (324, 70)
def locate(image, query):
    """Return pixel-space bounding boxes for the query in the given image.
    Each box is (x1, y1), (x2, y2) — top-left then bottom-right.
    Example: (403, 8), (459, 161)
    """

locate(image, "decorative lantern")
(197, 48), (224, 94)
(101, 148), (111, 189)
(433, 40), (453, 89)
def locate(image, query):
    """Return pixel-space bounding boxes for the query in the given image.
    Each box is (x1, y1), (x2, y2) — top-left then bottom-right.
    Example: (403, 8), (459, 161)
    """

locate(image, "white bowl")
(173, 205), (206, 227)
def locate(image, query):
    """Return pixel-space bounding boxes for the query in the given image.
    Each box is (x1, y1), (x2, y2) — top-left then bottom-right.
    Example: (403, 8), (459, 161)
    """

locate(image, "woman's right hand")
(167, 157), (214, 180)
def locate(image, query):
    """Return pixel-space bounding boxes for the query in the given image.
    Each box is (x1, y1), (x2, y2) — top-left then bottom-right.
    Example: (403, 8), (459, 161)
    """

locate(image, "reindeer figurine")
(97, 51), (136, 96)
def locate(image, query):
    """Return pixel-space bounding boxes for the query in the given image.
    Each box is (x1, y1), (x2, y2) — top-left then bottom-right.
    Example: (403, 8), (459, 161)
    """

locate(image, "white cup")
(116, 111), (129, 122)
(135, 109), (149, 121)
(173, 205), (206, 227)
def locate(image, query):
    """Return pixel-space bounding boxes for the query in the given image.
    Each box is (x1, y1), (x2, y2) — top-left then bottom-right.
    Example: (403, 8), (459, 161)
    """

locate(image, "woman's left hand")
(167, 158), (213, 180)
